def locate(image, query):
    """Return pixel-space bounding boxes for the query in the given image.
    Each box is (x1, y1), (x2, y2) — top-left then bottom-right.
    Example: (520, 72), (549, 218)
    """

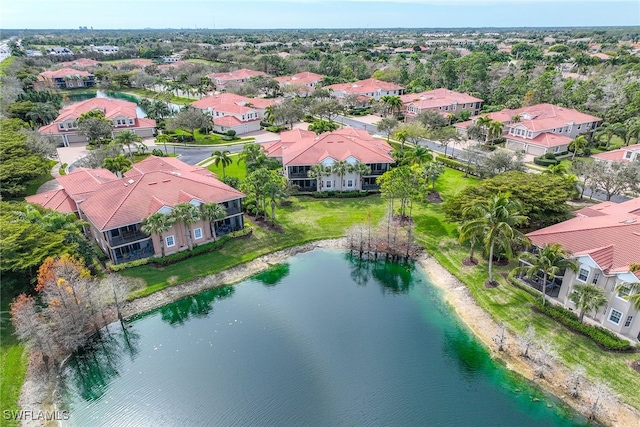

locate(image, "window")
(577, 124), (582, 130)
(617, 284), (632, 298)
(625, 151), (632, 159)
(577, 267), (589, 282)
(347, 180), (353, 187)
(193, 228), (203, 240)
(326, 181), (332, 188)
(624, 315), (633, 328)
(608, 309), (622, 325)
(165, 235), (175, 247)
(591, 272), (600, 284)
(58, 123), (65, 130)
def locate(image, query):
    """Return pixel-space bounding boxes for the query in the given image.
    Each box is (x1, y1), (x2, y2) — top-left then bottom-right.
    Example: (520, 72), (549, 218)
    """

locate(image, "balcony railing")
(113, 242), (155, 264)
(108, 230), (150, 247)
(215, 223), (243, 237)
(225, 204), (242, 216)
(362, 184), (380, 191)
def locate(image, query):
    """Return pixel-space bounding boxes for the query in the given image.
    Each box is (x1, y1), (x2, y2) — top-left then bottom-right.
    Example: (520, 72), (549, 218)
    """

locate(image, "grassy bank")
(124, 88), (194, 104)
(205, 154), (246, 179)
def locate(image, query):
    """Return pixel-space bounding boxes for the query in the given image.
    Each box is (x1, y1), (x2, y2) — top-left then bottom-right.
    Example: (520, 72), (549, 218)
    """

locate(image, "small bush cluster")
(532, 299), (632, 351)
(534, 156), (560, 166)
(348, 108), (372, 116)
(59, 163), (68, 175)
(108, 257), (150, 271)
(266, 125), (287, 133)
(151, 148), (165, 157)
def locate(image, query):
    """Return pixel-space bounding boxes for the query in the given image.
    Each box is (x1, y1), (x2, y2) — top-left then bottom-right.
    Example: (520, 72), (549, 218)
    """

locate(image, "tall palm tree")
(476, 116), (493, 142)
(382, 95), (403, 118)
(487, 120), (504, 144)
(211, 150), (232, 177)
(352, 163), (372, 190)
(102, 154), (133, 178)
(458, 220), (483, 265)
(170, 203), (201, 251)
(199, 202), (228, 240)
(141, 213), (175, 257)
(518, 243), (578, 305)
(331, 160), (353, 192)
(460, 194), (528, 284)
(115, 130), (143, 159)
(615, 282), (640, 311)
(394, 129), (408, 151)
(238, 143), (263, 171)
(308, 164), (330, 192)
(543, 163), (568, 176)
(569, 135), (588, 160)
(569, 284), (607, 322)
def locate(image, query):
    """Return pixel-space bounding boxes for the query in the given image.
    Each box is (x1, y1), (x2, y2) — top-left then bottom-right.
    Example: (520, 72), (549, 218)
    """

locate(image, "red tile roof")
(472, 104), (601, 131)
(25, 189), (77, 213)
(55, 168), (119, 199)
(266, 128), (393, 166)
(57, 98), (138, 121)
(207, 68), (268, 83)
(527, 197), (640, 275)
(120, 59), (154, 68)
(401, 88), (483, 108)
(274, 72), (325, 86)
(60, 58), (100, 68)
(592, 144), (640, 164)
(326, 78), (404, 96)
(507, 132), (573, 148)
(39, 68), (93, 80)
(191, 93), (275, 112)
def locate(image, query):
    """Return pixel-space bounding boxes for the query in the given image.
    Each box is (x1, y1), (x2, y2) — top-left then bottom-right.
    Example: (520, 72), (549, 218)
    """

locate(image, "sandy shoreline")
(18, 239), (640, 426)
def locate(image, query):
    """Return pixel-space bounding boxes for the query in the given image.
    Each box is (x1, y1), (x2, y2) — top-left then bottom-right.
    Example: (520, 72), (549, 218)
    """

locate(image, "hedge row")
(107, 227), (253, 271)
(532, 298), (632, 352)
(310, 190), (372, 198)
(533, 157), (560, 166)
(434, 156), (480, 176)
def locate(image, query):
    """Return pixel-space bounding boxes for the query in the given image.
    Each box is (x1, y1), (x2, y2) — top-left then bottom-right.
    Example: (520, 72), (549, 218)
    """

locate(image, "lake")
(61, 249), (587, 426)
(65, 90), (147, 117)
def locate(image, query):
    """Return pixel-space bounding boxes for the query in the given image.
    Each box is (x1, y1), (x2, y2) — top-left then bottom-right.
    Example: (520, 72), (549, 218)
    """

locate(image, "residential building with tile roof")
(39, 98), (156, 146)
(455, 103), (601, 157)
(401, 89), (483, 122)
(592, 144), (640, 164)
(37, 68), (95, 90)
(26, 156), (245, 264)
(59, 58), (100, 69)
(207, 68), (268, 90)
(525, 197), (640, 341)
(263, 128), (393, 192)
(274, 72), (325, 96)
(191, 93), (276, 135)
(326, 78), (404, 101)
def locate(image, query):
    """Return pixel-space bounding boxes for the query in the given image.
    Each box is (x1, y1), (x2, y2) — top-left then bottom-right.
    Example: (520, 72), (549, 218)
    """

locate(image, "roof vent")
(128, 179), (135, 184)
(621, 219), (637, 224)
(148, 182), (157, 185)
(162, 179), (171, 183)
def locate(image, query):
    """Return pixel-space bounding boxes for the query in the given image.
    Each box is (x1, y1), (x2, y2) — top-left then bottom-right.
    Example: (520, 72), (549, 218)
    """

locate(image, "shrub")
(534, 157), (560, 166)
(151, 148), (165, 157)
(543, 153), (557, 160)
(583, 147), (592, 156)
(108, 257), (150, 271)
(532, 298), (632, 351)
(310, 190), (370, 198)
(303, 114), (314, 123)
(59, 163), (68, 176)
(266, 125), (287, 133)
(435, 156), (479, 176)
(226, 130), (236, 137)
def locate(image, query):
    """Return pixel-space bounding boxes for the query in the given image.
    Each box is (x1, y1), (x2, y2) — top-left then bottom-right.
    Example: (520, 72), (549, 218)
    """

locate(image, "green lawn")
(123, 88), (194, 105)
(23, 159), (58, 198)
(206, 155), (246, 180)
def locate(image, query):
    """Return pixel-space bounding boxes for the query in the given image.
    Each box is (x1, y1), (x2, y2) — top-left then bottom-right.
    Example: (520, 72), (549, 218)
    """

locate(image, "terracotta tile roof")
(207, 68), (268, 83)
(527, 197), (640, 275)
(326, 78), (404, 96)
(60, 58), (100, 68)
(400, 88), (483, 109)
(472, 104), (601, 131)
(274, 72), (325, 86)
(25, 189), (77, 213)
(269, 128), (393, 166)
(214, 116), (244, 127)
(192, 93), (275, 114)
(592, 144), (640, 164)
(56, 168), (119, 199)
(39, 68), (93, 80)
(55, 98), (138, 122)
(263, 129), (316, 157)
(507, 132), (573, 148)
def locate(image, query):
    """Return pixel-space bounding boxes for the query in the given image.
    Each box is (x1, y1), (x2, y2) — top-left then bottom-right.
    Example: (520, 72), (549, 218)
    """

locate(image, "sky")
(1, 0), (639, 29)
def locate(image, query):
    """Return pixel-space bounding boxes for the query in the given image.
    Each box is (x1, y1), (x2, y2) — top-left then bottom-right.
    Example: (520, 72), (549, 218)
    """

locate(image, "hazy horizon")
(1, 1), (639, 30)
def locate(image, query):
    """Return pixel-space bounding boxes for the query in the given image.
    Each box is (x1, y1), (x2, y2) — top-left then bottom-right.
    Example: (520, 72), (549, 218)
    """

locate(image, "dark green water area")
(61, 249), (589, 426)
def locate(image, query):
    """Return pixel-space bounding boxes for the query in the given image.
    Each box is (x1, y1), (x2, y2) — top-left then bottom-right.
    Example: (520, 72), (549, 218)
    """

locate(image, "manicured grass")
(0, 56), (16, 76)
(206, 155), (246, 180)
(123, 88), (194, 105)
(22, 159), (58, 198)
(121, 166), (640, 411)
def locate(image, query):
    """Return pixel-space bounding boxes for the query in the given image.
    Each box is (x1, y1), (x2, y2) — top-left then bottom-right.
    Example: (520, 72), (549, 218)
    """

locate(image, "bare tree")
(493, 323), (507, 351)
(101, 275), (133, 322)
(585, 381), (614, 421)
(566, 365), (586, 398)
(532, 341), (557, 378)
(516, 325), (536, 358)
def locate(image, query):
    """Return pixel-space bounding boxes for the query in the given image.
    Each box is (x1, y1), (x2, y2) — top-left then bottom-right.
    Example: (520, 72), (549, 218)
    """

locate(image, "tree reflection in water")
(159, 285), (234, 326)
(345, 253), (415, 294)
(253, 263), (290, 287)
(442, 329), (489, 379)
(63, 322), (141, 402)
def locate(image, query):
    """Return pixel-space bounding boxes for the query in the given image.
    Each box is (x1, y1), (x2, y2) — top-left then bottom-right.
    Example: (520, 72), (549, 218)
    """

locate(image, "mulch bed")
(427, 191), (443, 204)
(631, 360), (640, 374)
(462, 257), (478, 266)
(485, 280), (500, 288)
(250, 216), (285, 233)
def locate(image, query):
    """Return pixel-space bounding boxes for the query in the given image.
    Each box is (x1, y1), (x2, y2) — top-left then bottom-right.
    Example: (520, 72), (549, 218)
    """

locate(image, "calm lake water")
(61, 249), (588, 426)
(65, 90), (147, 117)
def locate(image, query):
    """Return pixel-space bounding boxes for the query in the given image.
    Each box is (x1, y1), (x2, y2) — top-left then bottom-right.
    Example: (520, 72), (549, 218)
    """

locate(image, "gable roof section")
(272, 128), (393, 166)
(400, 88), (483, 108)
(274, 72), (325, 86)
(25, 189), (77, 213)
(207, 68), (268, 82)
(39, 68), (93, 80)
(53, 98), (139, 122)
(326, 78), (404, 95)
(507, 132), (573, 148)
(56, 168), (119, 199)
(527, 197), (640, 275)
(471, 103), (601, 131)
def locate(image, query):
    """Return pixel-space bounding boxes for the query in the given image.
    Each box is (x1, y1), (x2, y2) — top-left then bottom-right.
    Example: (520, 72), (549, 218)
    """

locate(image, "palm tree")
(615, 282), (640, 311)
(511, 115), (522, 123)
(115, 130), (143, 159)
(476, 116), (493, 142)
(518, 243), (577, 306)
(264, 105), (277, 125)
(352, 163), (372, 190)
(308, 164), (330, 192)
(458, 220), (483, 265)
(569, 284), (607, 322)
(382, 95), (403, 118)
(199, 202), (227, 240)
(406, 146), (431, 165)
(102, 154), (132, 178)
(487, 120), (504, 144)
(569, 135), (588, 160)
(460, 194), (528, 284)
(170, 203), (201, 251)
(238, 143), (263, 170)
(211, 150), (232, 177)
(141, 213), (175, 257)
(543, 163), (568, 176)
(331, 161), (353, 192)
(394, 129), (408, 151)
